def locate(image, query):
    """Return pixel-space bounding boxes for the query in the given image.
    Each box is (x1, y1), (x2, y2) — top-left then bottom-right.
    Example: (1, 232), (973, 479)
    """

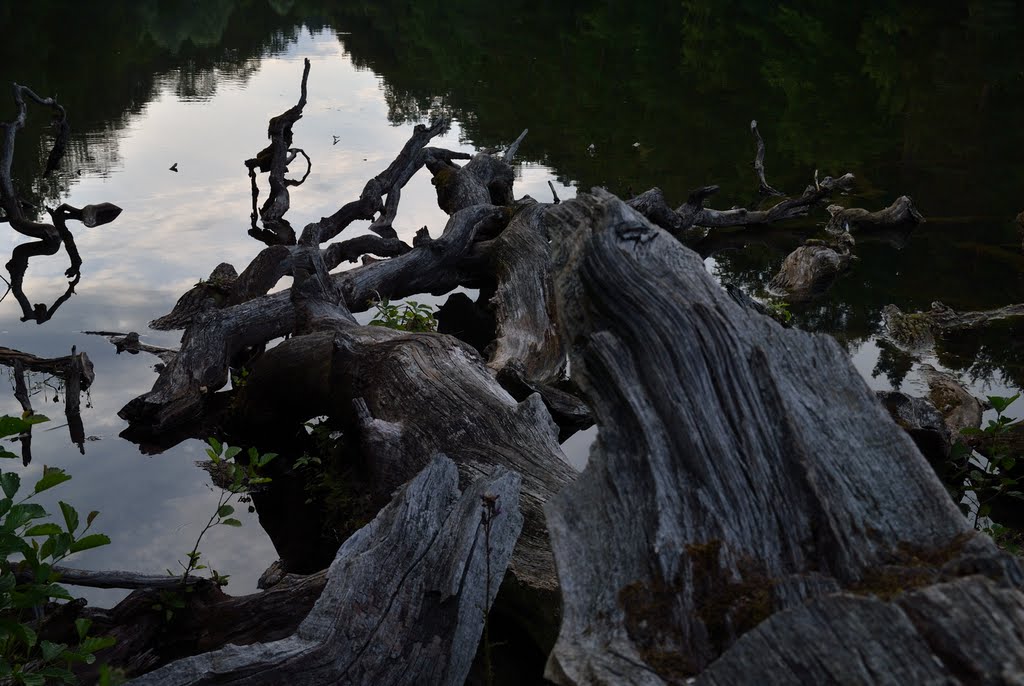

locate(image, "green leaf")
(221, 518), (242, 527)
(69, 533), (110, 554)
(78, 635), (116, 654)
(0, 497), (11, 518)
(258, 452), (278, 467)
(0, 416), (32, 439)
(59, 501), (79, 534)
(35, 665), (76, 682)
(2, 503), (48, 531)
(0, 448), (18, 459)
(225, 446), (242, 460)
(20, 623), (37, 648)
(19, 672), (47, 686)
(75, 618), (92, 642)
(51, 532), (72, 559)
(216, 505), (234, 518)
(86, 510), (99, 528)
(34, 466), (72, 494)
(0, 532), (31, 558)
(989, 393), (1021, 415)
(0, 473), (19, 499)
(24, 523), (63, 537)
(22, 415), (50, 427)
(207, 437), (222, 456)
(40, 640), (67, 662)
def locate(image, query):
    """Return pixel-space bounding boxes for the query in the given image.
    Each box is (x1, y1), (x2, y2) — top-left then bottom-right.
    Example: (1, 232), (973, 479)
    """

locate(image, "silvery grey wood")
(130, 457), (523, 685)
(542, 189), (1022, 684)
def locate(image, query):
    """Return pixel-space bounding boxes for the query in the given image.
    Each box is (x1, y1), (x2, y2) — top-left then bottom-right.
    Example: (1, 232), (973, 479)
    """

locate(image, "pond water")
(1, 2), (1023, 606)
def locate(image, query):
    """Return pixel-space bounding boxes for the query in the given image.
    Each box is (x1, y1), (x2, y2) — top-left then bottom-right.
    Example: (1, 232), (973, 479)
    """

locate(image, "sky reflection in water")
(0, 29), (577, 605)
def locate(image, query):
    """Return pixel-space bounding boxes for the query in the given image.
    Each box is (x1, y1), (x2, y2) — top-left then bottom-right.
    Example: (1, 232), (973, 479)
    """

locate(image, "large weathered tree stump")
(541, 189), (1023, 684)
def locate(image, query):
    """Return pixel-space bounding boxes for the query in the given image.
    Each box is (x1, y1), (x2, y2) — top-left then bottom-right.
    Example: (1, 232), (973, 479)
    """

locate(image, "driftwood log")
(883, 300), (1024, 353)
(826, 195), (924, 233)
(541, 189), (1023, 684)
(128, 456), (522, 685)
(767, 232), (855, 302)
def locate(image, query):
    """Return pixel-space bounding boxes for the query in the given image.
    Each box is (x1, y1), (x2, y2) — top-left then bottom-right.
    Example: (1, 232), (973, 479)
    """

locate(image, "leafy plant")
(178, 439), (276, 585)
(153, 438), (277, 622)
(952, 393), (1023, 529)
(369, 296), (437, 332)
(764, 299), (793, 324)
(230, 367), (250, 389)
(0, 414), (114, 684)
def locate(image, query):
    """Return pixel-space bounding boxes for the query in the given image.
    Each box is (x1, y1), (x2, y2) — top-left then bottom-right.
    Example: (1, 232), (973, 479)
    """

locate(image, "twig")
(749, 119), (778, 196)
(503, 129), (528, 164)
(547, 180), (560, 205)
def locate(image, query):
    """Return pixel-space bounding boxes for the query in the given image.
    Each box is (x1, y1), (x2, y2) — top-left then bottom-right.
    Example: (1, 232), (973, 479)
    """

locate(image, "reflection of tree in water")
(872, 340), (915, 389)
(0, 2), (307, 217)
(934, 321), (1024, 391)
(1, 80), (123, 324)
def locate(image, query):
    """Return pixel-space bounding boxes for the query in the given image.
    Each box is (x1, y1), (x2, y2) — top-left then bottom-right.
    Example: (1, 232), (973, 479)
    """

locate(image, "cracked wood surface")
(541, 189), (1022, 685)
(131, 457), (523, 686)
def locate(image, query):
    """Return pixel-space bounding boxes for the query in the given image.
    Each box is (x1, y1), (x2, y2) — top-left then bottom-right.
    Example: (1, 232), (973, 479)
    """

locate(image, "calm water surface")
(1, 2), (1023, 604)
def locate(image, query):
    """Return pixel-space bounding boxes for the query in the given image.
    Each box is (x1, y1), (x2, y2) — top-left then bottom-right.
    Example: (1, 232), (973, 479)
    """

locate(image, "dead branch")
(750, 119), (782, 196)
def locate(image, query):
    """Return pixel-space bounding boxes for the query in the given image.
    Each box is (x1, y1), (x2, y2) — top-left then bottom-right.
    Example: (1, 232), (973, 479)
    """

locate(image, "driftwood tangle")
(542, 190), (1023, 684)
(130, 456), (523, 686)
(73, 62), (1021, 685)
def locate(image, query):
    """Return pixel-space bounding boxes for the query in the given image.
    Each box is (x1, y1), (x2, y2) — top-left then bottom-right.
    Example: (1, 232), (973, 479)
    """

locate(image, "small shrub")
(369, 296), (437, 332)
(952, 393), (1022, 529)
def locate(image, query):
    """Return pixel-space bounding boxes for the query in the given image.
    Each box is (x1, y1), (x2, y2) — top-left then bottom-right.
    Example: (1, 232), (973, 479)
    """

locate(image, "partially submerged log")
(0, 345), (94, 457)
(627, 173), (856, 239)
(129, 456), (523, 685)
(883, 300), (1024, 353)
(767, 232), (855, 302)
(101, 66), (987, 683)
(83, 331), (178, 365)
(825, 195), (924, 233)
(541, 189), (1022, 683)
